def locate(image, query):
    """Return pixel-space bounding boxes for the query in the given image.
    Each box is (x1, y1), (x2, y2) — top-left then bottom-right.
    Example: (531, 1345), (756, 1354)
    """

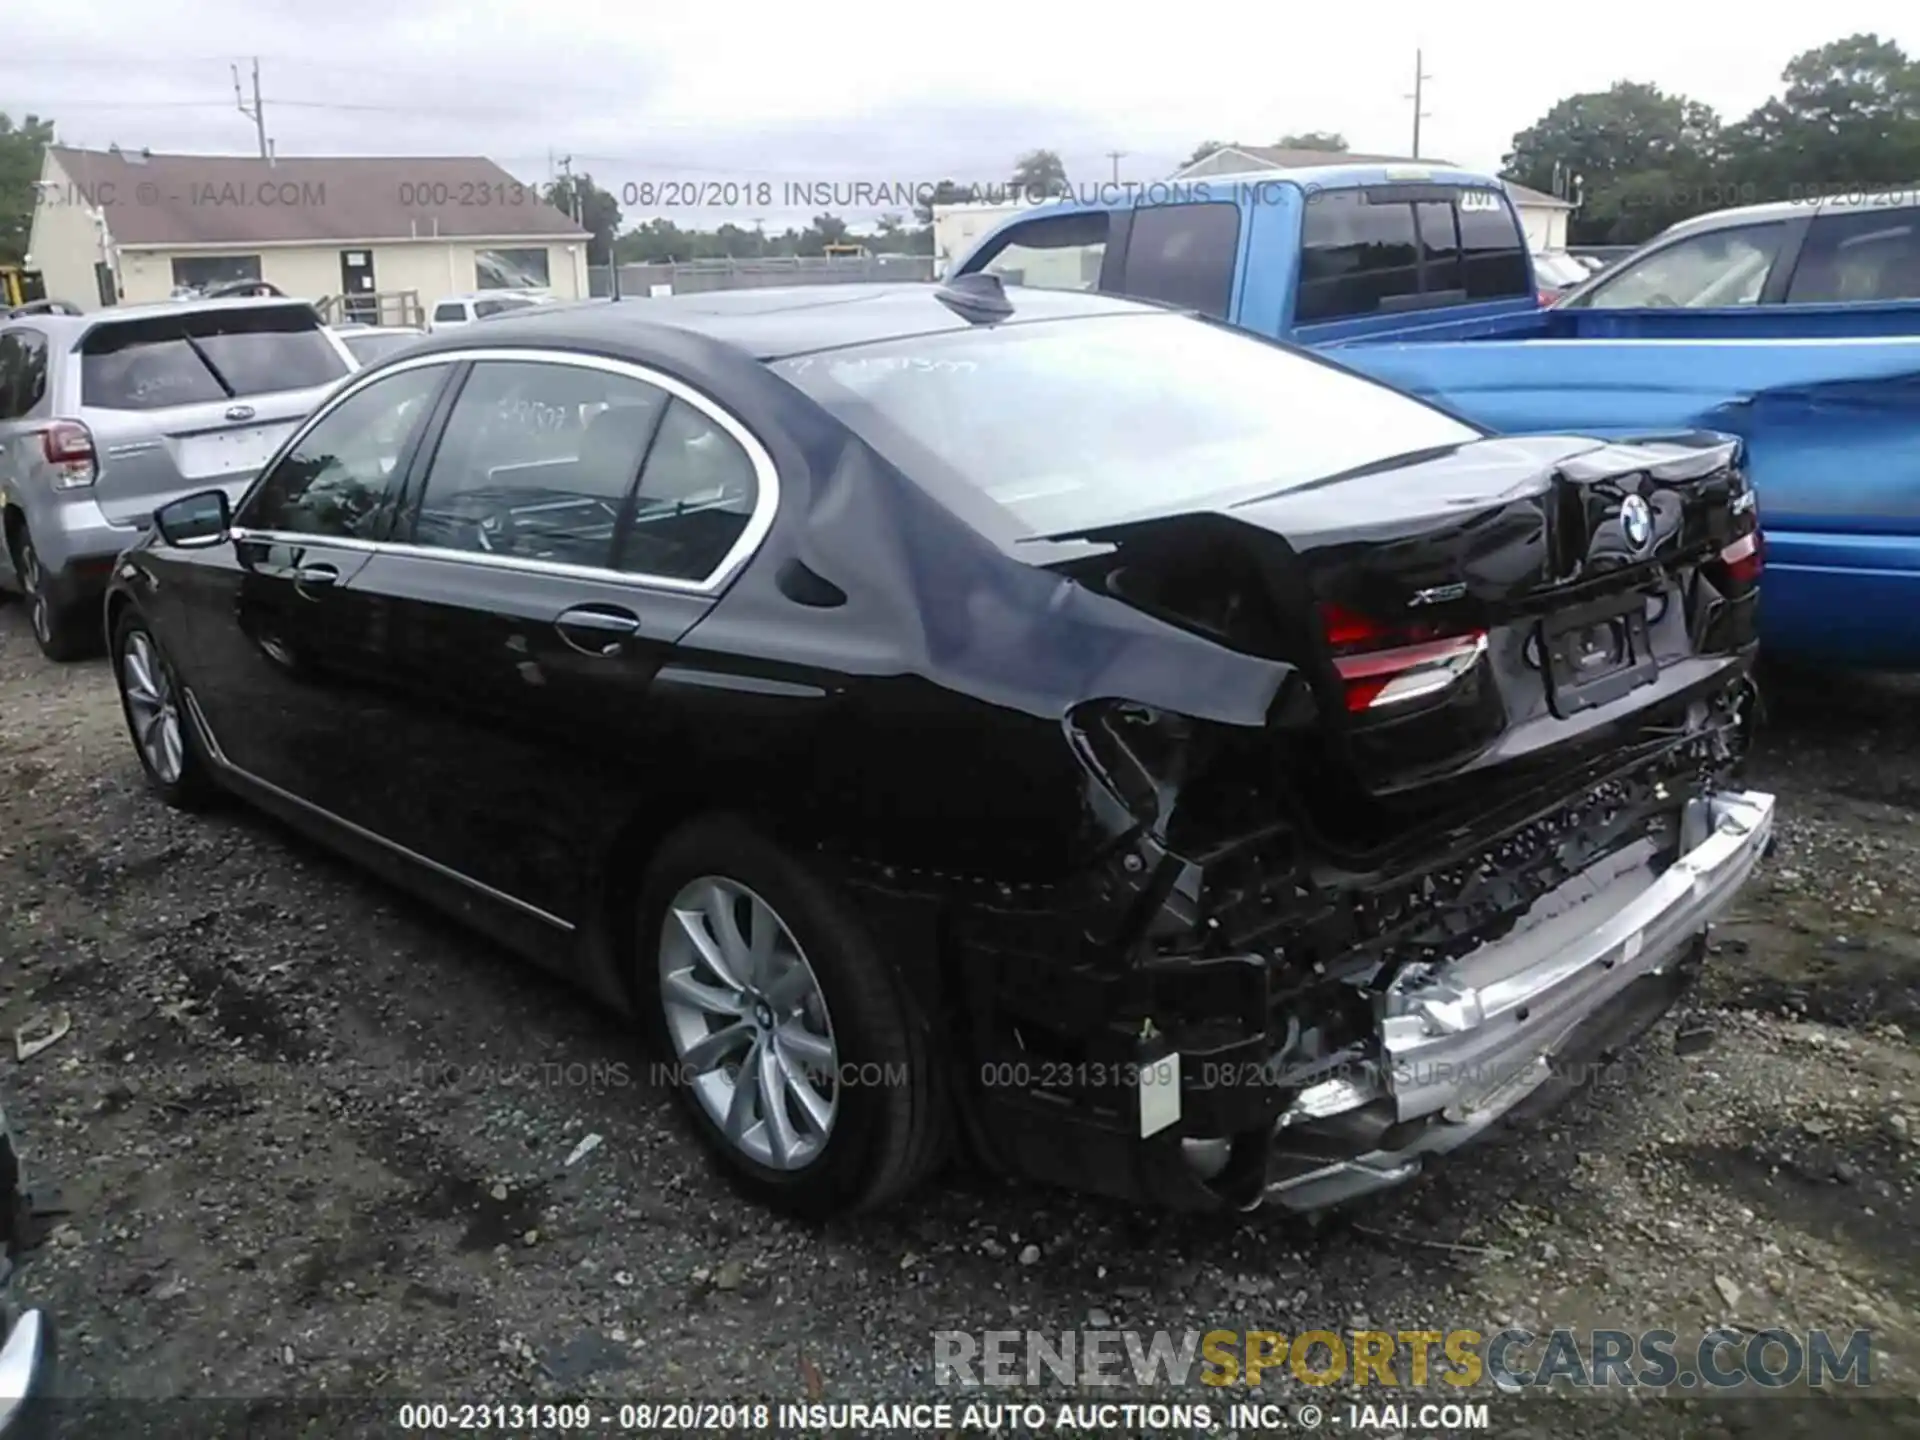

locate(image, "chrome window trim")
(233, 346), (782, 597)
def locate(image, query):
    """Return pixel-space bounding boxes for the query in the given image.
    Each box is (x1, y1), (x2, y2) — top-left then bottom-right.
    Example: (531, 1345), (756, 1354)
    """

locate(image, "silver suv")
(0, 297), (355, 659)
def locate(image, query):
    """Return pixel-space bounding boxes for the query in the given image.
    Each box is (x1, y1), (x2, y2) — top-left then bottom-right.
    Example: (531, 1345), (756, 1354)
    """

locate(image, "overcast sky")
(8, 1), (1917, 231)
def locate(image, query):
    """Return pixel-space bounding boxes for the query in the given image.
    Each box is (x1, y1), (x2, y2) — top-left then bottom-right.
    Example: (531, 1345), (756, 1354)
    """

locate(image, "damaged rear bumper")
(1262, 788), (1774, 1210)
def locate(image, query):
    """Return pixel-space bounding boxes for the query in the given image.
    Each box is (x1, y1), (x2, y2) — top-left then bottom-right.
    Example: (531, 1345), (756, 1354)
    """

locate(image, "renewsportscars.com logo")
(933, 1326), (1875, 1392)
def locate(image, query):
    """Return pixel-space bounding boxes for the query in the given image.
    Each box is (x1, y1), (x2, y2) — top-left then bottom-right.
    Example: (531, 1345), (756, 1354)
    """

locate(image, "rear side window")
(433, 302), (467, 322)
(81, 305), (349, 410)
(970, 211), (1110, 291)
(1297, 186), (1529, 322)
(1115, 202), (1241, 319)
(0, 330), (49, 420)
(1786, 207), (1920, 303)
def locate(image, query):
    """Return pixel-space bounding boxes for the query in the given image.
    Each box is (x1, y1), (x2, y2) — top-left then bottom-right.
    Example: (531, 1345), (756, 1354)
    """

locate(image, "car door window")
(433, 302), (467, 324)
(406, 359), (669, 571)
(969, 211), (1110, 291)
(1575, 223), (1789, 309)
(238, 365), (448, 539)
(1785, 207), (1920, 303)
(619, 396), (761, 582)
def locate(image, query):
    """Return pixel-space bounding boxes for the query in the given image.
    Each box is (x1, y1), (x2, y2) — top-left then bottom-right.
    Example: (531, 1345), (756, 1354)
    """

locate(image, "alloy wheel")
(658, 876), (839, 1170)
(17, 536), (48, 646)
(121, 631), (185, 784)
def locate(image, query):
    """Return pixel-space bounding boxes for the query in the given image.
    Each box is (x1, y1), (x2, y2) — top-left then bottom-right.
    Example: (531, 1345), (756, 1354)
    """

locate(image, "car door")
(176, 360), (458, 810)
(333, 351), (772, 929)
(1782, 204), (1920, 305)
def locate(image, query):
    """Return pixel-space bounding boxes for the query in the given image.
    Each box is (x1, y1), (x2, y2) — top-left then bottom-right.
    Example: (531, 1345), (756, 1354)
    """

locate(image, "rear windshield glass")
(775, 312), (1481, 541)
(82, 305), (349, 410)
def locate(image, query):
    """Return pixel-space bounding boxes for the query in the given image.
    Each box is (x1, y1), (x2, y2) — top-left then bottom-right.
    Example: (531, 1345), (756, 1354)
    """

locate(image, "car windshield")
(773, 312), (1481, 540)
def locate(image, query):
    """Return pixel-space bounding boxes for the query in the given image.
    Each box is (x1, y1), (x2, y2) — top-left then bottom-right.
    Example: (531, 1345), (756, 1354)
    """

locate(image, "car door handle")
(555, 604), (642, 656)
(292, 562), (339, 588)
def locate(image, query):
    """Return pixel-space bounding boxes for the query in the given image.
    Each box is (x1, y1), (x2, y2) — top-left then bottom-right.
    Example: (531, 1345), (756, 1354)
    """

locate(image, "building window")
(476, 248), (552, 290)
(170, 254), (263, 294)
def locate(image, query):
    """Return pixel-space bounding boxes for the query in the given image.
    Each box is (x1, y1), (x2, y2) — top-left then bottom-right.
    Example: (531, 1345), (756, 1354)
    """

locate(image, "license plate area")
(173, 423), (294, 481)
(1540, 593), (1658, 718)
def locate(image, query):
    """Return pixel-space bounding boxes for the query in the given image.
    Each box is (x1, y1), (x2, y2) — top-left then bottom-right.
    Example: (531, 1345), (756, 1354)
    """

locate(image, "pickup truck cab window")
(239, 364), (449, 539)
(1785, 206), (1920, 304)
(968, 211), (1109, 291)
(1115, 202), (1241, 319)
(1569, 221), (1789, 309)
(1296, 186), (1528, 323)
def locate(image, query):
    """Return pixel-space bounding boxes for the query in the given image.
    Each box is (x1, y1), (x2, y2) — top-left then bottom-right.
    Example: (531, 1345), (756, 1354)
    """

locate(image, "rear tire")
(636, 817), (948, 1218)
(111, 608), (219, 810)
(9, 524), (92, 662)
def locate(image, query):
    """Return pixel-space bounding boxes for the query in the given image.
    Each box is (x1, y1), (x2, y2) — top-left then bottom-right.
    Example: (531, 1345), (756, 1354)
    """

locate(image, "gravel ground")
(2, 598), (1917, 1438)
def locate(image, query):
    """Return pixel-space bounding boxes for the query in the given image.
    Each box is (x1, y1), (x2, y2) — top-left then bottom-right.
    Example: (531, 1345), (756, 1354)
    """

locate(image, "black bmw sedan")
(106, 281), (1771, 1217)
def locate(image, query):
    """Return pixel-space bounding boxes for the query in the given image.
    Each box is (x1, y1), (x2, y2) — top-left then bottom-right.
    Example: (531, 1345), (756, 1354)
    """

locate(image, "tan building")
(26, 146), (591, 317)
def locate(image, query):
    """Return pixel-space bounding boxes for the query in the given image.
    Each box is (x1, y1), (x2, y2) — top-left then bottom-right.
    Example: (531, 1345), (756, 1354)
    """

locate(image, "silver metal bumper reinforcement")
(1261, 788), (1776, 1211)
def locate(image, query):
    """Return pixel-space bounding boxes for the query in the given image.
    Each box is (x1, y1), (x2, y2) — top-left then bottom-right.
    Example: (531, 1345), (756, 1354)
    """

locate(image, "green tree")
(796, 213), (850, 256)
(0, 113), (56, 267)
(1504, 81), (1724, 243)
(1724, 34), (1920, 196)
(1010, 148), (1069, 199)
(548, 174), (622, 267)
(1279, 131), (1348, 152)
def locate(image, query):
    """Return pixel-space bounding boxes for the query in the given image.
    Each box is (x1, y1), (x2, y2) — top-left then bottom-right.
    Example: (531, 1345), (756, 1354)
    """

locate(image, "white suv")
(427, 292), (551, 332)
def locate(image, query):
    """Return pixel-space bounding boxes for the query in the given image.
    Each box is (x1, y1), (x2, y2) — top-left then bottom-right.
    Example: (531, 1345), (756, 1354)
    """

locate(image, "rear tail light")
(1715, 529), (1763, 586)
(1320, 602), (1488, 714)
(41, 420), (97, 490)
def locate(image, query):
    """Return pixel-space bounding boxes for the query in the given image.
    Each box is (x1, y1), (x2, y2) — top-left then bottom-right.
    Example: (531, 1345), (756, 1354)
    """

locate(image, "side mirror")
(153, 489), (232, 548)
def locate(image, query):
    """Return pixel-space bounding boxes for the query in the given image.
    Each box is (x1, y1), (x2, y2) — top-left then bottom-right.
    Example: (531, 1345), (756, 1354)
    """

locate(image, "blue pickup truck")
(951, 166), (1920, 669)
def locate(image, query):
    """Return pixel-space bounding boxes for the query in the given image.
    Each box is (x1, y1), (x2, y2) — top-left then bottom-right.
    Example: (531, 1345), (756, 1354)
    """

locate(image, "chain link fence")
(588, 253), (935, 298)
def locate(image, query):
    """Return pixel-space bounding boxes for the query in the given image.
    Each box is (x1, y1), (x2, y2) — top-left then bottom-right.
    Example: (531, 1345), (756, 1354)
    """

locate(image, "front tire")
(636, 817), (947, 1218)
(112, 609), (218, 809)
(11, 525), (92, 662)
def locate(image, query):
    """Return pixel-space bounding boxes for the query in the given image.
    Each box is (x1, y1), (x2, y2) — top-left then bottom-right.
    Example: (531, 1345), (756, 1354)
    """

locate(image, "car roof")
(1658, 187), (1920, 243)
(397, 283), (1168, 362)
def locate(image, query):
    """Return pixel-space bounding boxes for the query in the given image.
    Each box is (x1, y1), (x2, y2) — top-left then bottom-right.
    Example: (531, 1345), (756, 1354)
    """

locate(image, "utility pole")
(232, 58), (269, 160)
(1106, 150), (1127, 184)
(1405, 48), (1432, 159)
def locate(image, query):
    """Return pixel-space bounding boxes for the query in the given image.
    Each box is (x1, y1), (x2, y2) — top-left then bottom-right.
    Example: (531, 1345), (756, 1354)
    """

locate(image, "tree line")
(1507, 32), (1920, 245)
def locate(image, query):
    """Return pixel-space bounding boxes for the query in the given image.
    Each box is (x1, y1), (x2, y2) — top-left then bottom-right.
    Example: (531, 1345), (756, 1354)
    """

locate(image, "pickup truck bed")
(1329, 309), (1920, 668)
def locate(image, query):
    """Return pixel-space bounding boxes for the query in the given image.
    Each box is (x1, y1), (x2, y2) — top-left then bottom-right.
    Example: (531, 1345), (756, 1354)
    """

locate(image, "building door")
(340, 249), (377, 322)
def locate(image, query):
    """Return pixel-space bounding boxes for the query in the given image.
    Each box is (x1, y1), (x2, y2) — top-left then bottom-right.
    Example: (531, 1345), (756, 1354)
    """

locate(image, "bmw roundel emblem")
(1620, 494), (1653, 552)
